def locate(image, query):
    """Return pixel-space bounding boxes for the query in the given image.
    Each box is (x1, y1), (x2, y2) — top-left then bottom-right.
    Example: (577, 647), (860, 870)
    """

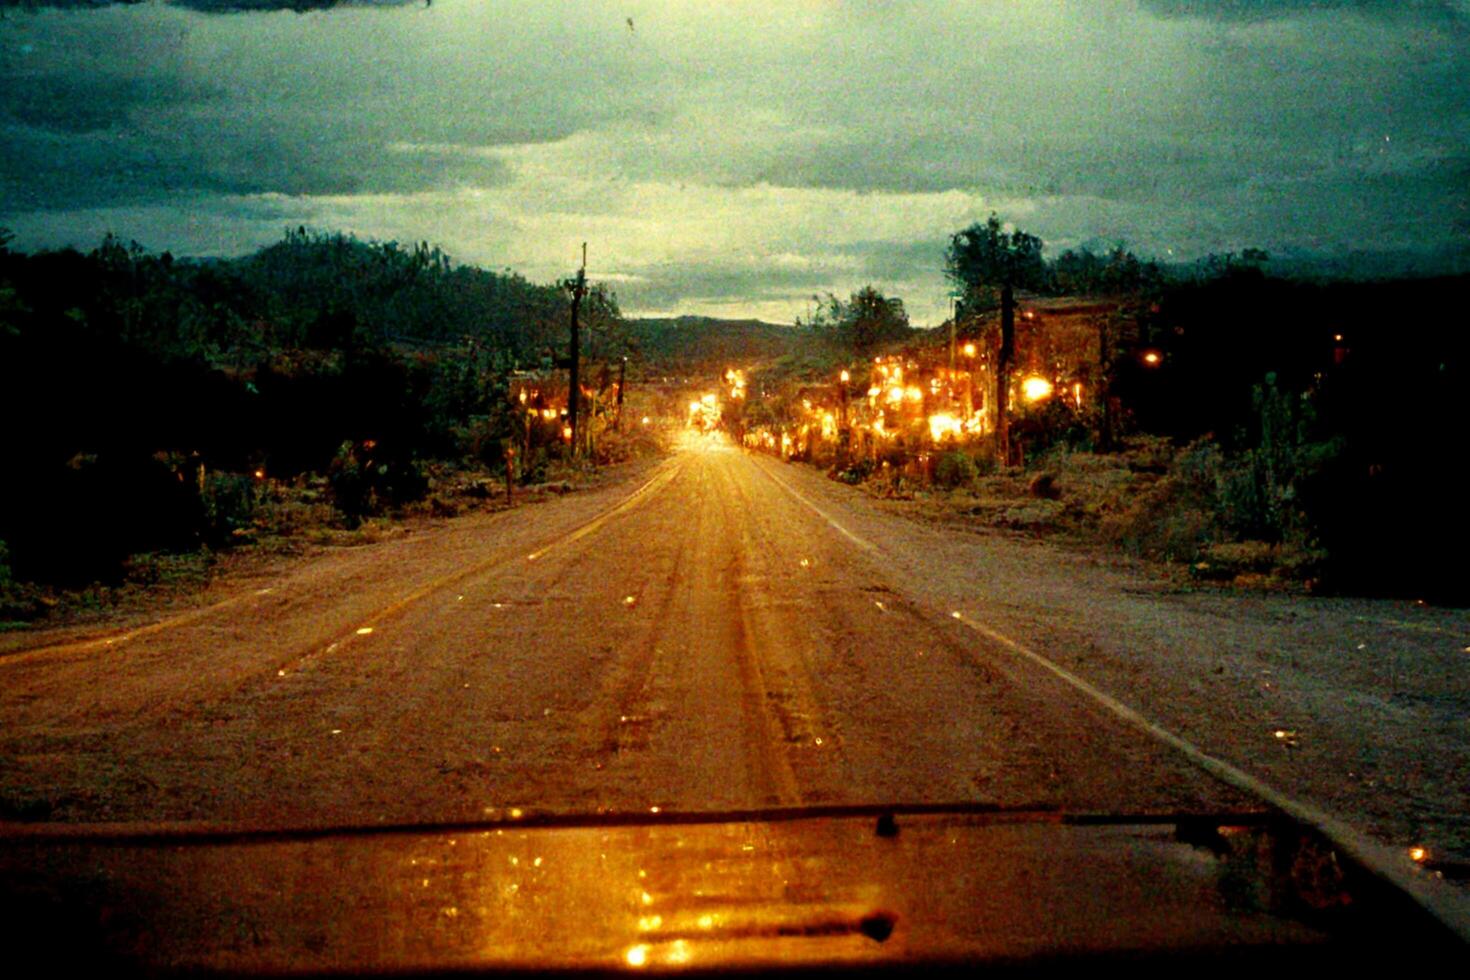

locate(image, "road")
(1, 435), (1465, 880)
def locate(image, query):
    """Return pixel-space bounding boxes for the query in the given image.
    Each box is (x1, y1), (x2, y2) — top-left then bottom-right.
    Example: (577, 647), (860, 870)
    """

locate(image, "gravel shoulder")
(755, 452), (1470, 878)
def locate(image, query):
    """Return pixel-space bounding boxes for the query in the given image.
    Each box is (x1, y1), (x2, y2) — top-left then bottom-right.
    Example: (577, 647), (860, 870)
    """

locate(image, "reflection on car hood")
(0, 804), (1461, 976)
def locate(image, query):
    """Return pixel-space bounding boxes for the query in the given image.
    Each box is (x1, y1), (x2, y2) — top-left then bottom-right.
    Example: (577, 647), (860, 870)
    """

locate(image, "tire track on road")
(746, 449), (1470, 944)
(272, 457), (685, 679)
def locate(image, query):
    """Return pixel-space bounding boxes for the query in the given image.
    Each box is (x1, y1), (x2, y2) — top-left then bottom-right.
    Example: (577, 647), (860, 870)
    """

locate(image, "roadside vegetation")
(733, 217), (1468, 605)
(2, 214), (1464, 622)
(0, 226), (661, 625)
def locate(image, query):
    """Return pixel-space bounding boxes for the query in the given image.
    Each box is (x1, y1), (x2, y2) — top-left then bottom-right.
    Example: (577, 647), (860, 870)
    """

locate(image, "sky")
(2, 0), (1467, 324)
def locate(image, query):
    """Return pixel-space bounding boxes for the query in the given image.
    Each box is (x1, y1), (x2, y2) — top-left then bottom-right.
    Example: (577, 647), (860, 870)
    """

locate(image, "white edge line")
(755, 453), (1470, 943)
(751, 458), (877, 554)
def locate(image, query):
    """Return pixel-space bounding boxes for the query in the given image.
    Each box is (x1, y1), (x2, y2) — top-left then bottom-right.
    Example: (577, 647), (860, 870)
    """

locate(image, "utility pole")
(995, 282), (1015, 467)
(948, 297), (957, 377)
(566, 243), (587, 457)
(614, 356), (627, 429)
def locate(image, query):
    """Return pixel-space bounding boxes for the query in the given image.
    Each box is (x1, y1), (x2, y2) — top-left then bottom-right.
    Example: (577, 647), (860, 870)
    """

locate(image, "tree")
(1050, 243), (1163, 296)
(847, 285), (910, 354)
(946, 214), (1048, 464)
(796, 286), (910, 355)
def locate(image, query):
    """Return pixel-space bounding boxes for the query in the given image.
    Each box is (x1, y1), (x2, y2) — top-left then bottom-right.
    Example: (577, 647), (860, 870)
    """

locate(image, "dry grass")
(848, 436), (1322, 592)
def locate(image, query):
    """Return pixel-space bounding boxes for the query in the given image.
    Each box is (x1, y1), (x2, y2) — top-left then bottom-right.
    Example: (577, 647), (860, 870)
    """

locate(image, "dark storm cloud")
(0, 111), (513, 213)
(1139, 0), (1468, 21)
(845, 240), (949, 284)
(170, 0), (413, 11)
(0, 1), (414, 11)
(0, 6), (579, 213)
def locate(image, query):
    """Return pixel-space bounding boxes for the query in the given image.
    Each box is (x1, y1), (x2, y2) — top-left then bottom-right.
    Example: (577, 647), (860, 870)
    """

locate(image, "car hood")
(0, 804), (1461, 976)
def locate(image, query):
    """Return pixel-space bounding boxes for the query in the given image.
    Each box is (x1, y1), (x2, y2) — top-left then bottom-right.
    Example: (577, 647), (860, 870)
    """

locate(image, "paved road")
(1, 435), (1464, 886)
(0, 438), (1257, 827)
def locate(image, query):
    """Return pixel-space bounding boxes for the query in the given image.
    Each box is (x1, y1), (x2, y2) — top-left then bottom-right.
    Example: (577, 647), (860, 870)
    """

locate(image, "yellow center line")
(0, 588), (271, 667)
(278, 458), (685, 674)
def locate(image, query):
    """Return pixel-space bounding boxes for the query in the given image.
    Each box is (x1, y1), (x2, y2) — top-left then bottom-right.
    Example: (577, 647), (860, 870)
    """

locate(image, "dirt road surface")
(1, 436), (1465, 883)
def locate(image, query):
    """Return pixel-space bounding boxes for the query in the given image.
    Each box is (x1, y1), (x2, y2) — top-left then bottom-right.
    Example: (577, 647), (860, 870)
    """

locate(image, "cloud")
(1138, 0), (1468, 22)
(2, 0), (1467, 322)
(1, 1), (416, 11)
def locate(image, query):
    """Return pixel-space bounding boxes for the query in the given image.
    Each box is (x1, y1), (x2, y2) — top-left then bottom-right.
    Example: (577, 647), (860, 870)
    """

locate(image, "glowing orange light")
(253, 468), (265, 480)
(625, 945), (649, 967)
(561, 425), (573, 440)
(1142, 350), (1162, 366)
(1021, 376), (1053, 402)
(962, 343), (977, 358)
(928, 412), (962, 442)
(1409, 846), (1428, 863)
(839, 369), (850, 382)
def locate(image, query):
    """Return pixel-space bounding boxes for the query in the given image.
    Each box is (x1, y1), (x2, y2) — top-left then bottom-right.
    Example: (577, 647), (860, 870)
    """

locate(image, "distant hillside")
(628, 316), (807, 369)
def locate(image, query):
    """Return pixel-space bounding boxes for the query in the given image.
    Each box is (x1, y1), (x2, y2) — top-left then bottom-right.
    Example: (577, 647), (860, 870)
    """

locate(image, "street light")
(1021, 376), (1054, 403)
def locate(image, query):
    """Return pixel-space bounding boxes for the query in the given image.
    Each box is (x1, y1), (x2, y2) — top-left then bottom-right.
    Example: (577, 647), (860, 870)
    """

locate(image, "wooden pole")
(614, 357), (627, 430)
(948, 298), (957, 379)
(567, 243), (587, 458)
(995, 282), (1015, 466)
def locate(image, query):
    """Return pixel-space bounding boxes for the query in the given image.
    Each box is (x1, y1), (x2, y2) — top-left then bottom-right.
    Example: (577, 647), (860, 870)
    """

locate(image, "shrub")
(935, 451), (978, 489)
(328, 440), (427, 524)
(201, 472), (256, 547)
(518, 447), (550, 486)
(1100, 440), (1221, 561)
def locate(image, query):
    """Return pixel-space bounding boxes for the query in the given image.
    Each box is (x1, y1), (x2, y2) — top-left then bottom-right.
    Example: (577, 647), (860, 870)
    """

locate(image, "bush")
(1101, 440), (1221, 561)
(833, 458), (874, 485)
(518, 447), (550, 485)
(328, 440), (428, 524)
(201, 472), (256, 547)
(0, 540), (45, 622)
(935, 451), (978, 489)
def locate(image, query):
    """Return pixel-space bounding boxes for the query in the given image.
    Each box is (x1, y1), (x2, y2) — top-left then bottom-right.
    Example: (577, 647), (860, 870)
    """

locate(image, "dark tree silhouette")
(946, 214), (1047, 464)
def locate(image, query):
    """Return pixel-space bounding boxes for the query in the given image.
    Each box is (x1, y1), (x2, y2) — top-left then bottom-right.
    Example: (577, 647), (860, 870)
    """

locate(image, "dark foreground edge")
(1, 804), (1462, 977)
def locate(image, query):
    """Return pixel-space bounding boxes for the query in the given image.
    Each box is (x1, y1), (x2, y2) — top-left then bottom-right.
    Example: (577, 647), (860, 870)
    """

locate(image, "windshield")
(1, 1), (1467, 972)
